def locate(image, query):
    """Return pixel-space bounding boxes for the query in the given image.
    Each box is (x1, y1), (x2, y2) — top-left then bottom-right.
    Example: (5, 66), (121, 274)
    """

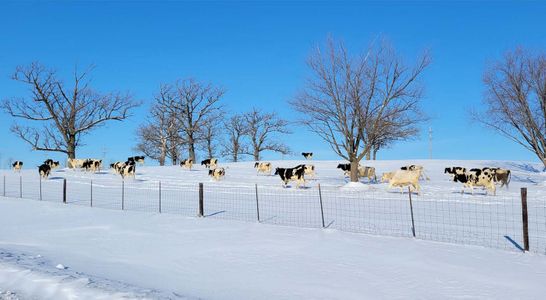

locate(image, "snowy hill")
(1, 159), (546, 299)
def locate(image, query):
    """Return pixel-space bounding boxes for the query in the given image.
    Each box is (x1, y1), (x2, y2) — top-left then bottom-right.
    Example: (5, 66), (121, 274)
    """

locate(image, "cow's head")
(274, 168), (280, 175)
(208, 169), (214, 175)
(254, 162), (259, 168)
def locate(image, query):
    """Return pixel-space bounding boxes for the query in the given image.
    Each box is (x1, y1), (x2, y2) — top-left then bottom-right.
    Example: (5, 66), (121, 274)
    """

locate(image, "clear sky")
(1, 1), (545, 168)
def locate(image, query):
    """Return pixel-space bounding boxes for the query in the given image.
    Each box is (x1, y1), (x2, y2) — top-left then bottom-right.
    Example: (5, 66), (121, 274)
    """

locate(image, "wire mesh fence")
(1, 173), (545, 255)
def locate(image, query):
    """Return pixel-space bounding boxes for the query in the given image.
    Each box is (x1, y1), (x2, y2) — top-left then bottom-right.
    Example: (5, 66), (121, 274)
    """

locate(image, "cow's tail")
(507, 170), (511, 189)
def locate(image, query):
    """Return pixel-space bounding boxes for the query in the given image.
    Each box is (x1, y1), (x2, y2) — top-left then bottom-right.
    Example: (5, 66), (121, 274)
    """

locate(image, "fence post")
(90, 180), (93, 207)
(198, 182), (204, 217)
(408, 186), (416, 238)
(39, 176), (42, 201)
(158, 181), (162, 213)
(62, 178), (67, 204)
(318, 184), (325, 228)
(255, 184), (260, 222)
(121, 181), (125, 210)
(19, 176), (22, 198)
(3, 175), (5, 197)
(521, 187), (529, 252)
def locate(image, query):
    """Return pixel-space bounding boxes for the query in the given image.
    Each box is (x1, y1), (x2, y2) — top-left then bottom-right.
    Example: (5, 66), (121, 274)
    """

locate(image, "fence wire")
(1, 173), (545, 254)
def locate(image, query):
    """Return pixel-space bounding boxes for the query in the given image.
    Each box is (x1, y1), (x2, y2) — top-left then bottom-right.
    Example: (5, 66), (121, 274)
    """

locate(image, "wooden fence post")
(255, 184), (260, 222)
(121, 181), (125, 210)
(198, 182), (204, 217)
(19, 176), (22, 198)
(90, 180), (93, 207)
(318, 184), (325, 228)
(521, 187), (529, 252)
(158, 181), (162, 213)
(62, 178), (67, 204)
(408, 186), (416, 238)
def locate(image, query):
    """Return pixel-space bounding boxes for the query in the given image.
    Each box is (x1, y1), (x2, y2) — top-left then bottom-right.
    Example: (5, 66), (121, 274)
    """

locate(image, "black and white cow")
(12, 161), (23, 172)
(44, 159), (60, 169)
(444, 167), (467, 179)
(483, 167), (511, 189)
(400, 165), (429, 180)
(127, 156), (145, 165)
(120, 164), (136, 179)
(254, 162), (272, 175)
(82, 159), (102, 172)
(453, 168), (496, 195)
(337, 163), (351, 172)
(274, 166), (306, 188)
(301, 152), (313, 160)
(201, 158), (218, 169)
(110, 162), (125, 174)
(295, 164), (315, 178)
(180, 159), (193, 170)
(38, 164), (51, 179)
(208, 167), (225, 181)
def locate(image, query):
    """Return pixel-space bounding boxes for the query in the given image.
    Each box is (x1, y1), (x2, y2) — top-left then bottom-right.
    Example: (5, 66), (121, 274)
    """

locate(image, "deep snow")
(1, 159), (545, 253)
(1, 197), (546, 299)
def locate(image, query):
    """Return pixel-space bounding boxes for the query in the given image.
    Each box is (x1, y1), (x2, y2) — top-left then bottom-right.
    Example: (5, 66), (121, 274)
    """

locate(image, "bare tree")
(291, 38), (430, 182)
(136, 85), (184, 165)
(1, 62), (139, 159)
(473, 48), (546, 168)
(198, 112), (223, 159)
(221, 113), (249, 162)
(169, 79), (225, 162)
(244, 108), (291, 161)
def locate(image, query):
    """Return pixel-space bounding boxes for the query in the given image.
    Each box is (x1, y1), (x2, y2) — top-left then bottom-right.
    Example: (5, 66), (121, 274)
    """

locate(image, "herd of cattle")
(9, 151), (512, 195)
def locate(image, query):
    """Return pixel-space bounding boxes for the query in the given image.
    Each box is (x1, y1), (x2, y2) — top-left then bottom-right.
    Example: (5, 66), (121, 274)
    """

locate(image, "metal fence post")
(90, 180), (93, 207)
(198, 182), (204, 217)
(521, 187), (529, 252)
(408, 186), (416, 238)
(158, 181), (162, 213)
(122, 181), (125, 210)
(318, 184), (325, 228)
(62, 178), (67, 204)
(255, 184), (260, 222)
(19, 176), (22, 198)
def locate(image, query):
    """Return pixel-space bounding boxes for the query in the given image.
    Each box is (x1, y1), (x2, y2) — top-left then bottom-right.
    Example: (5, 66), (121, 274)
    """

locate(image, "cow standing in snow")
(386, 170), (422, 195)
(180, 159), (193, 170)
(254, 162), (272, 175)
(453, 168), (496, 195)
(201, 158), (218, 169)
(12, 161), (23, 172)
(274, 166), (306, 188)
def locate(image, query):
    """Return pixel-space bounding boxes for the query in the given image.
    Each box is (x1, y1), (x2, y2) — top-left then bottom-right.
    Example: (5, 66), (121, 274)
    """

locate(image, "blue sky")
(0, 1), (545, 167)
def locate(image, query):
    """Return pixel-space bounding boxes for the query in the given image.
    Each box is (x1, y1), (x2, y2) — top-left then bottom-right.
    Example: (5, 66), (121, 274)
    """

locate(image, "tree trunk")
(207, 141), (213, 159)
(233, 144), (238, 162)
(349, 157), (359, 183)
(67, 138), (76, 160)
(188, 135), (196, 161)
(253, 148), (260, 161)
(373, 148), (378, 160)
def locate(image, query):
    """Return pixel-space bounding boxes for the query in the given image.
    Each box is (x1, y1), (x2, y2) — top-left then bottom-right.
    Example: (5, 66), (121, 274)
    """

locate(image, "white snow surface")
(1, 159), (546, 298)
(1, 197), (546, 299)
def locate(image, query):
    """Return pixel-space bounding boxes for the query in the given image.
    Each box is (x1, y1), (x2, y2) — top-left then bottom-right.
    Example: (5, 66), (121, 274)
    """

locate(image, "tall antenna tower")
(428, 127), (433, 160)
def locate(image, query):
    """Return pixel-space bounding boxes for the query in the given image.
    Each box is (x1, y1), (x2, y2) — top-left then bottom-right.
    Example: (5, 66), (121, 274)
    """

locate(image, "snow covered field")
(1, 159), (545, 255)
(1, 197), (546, 299)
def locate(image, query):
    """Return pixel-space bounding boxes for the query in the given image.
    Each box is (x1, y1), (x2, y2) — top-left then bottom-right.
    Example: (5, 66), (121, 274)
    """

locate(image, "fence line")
(0, 173), (545, 255)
